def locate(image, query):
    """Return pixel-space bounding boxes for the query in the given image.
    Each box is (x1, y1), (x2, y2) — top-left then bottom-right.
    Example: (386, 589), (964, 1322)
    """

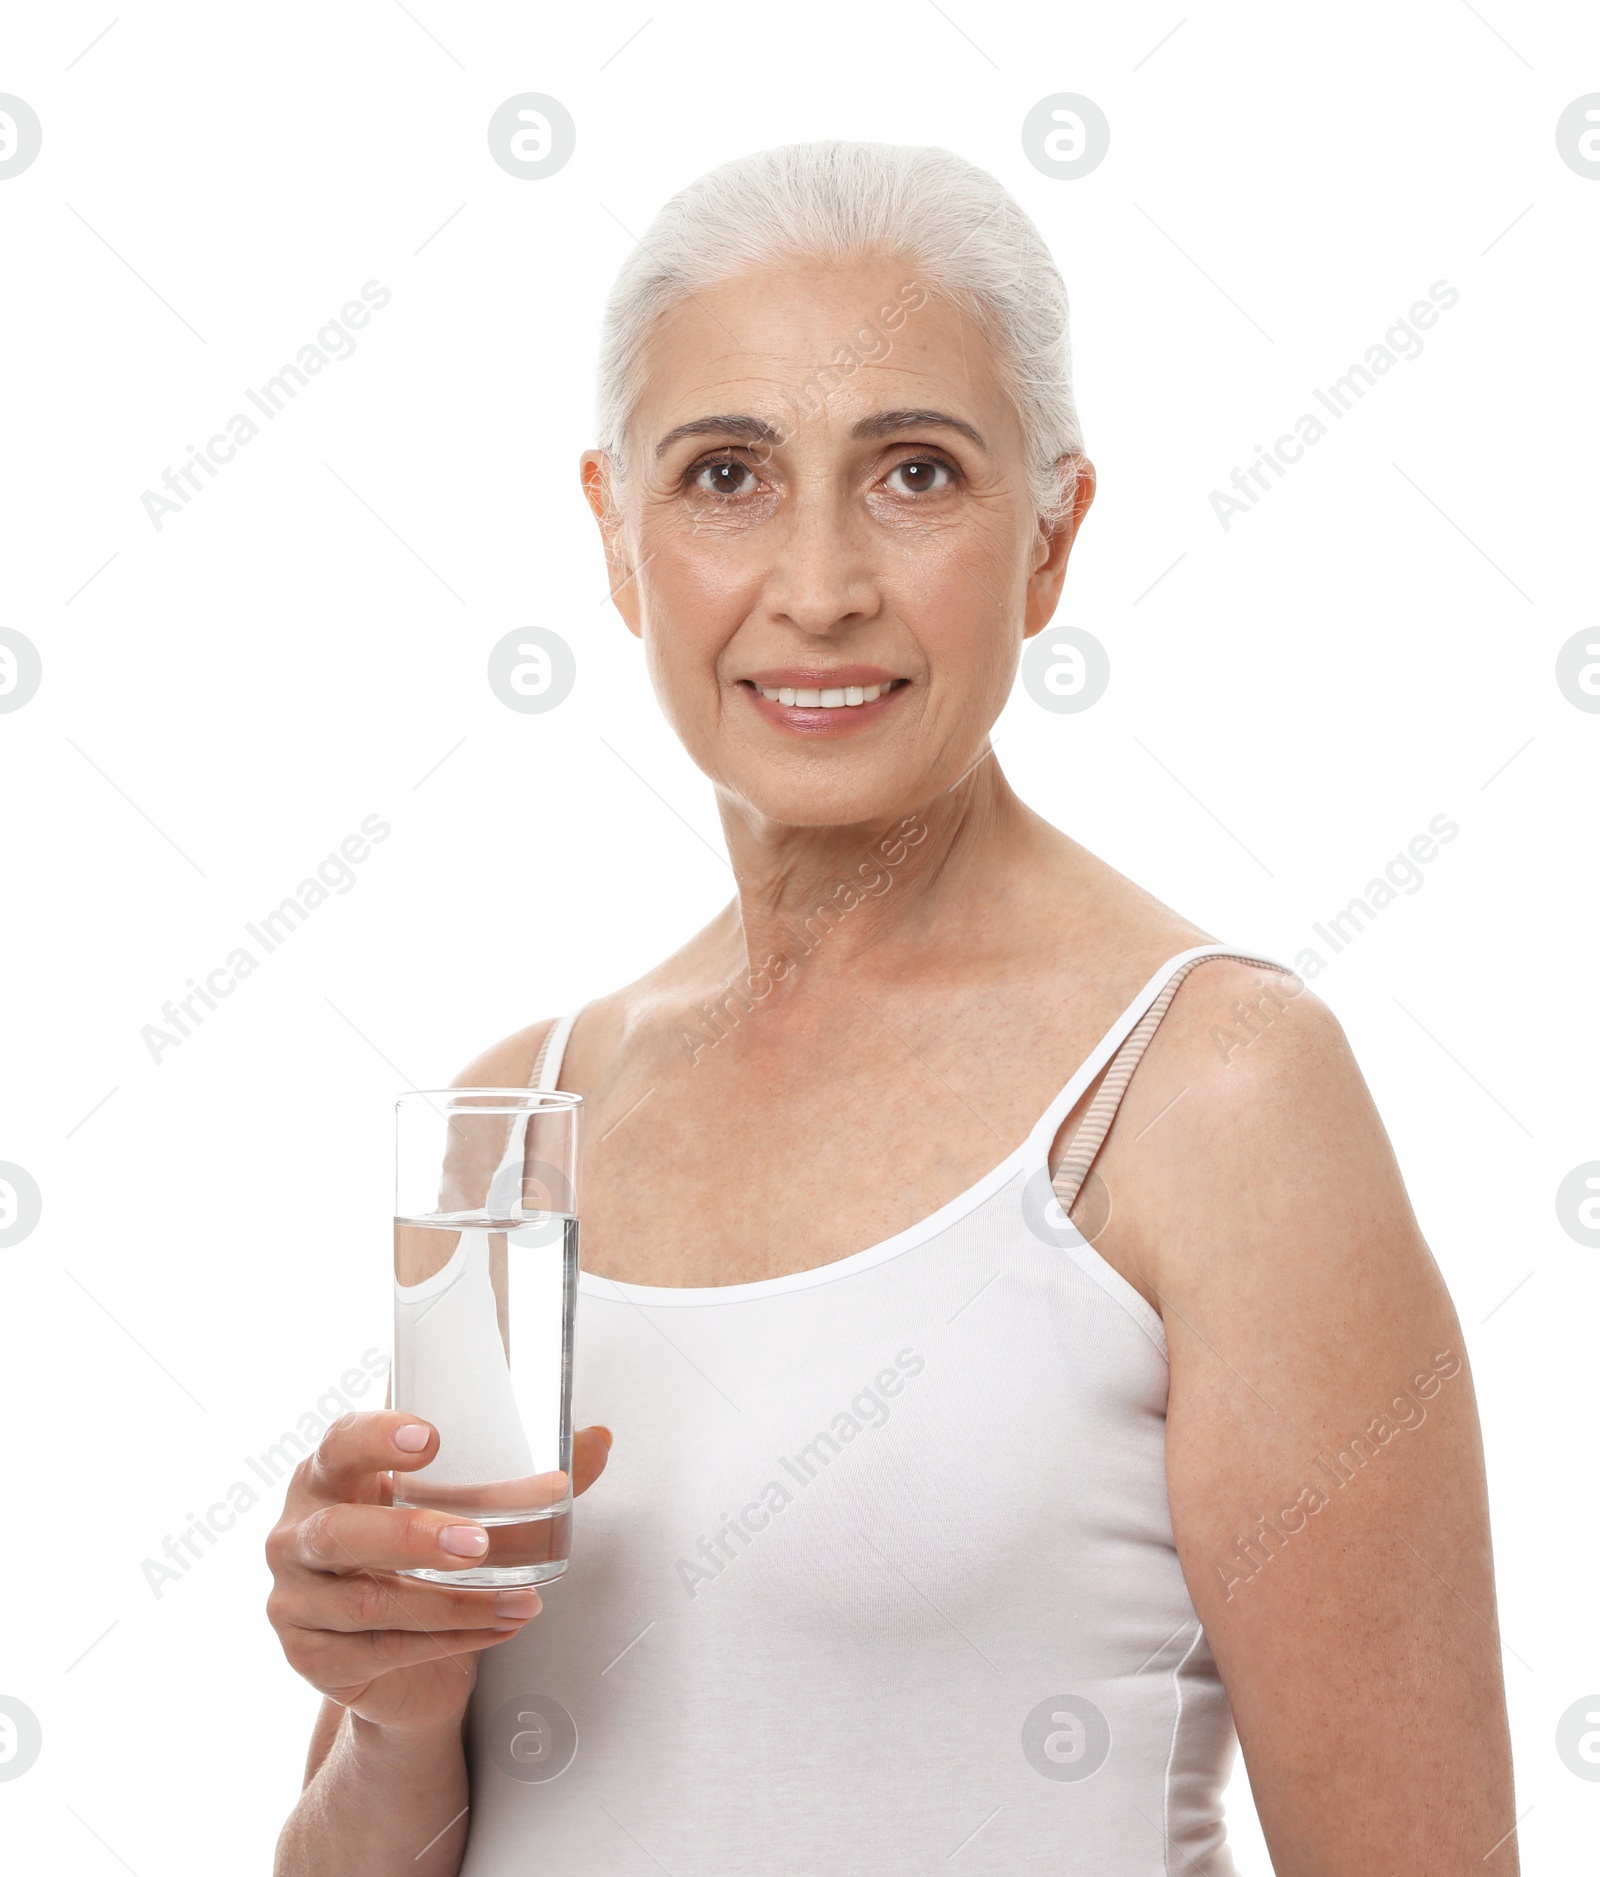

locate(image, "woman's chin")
(716, 769), (923, 833)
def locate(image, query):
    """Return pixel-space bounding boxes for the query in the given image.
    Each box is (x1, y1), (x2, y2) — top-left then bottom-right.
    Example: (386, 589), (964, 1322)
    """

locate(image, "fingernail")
(441, 1525), (489, 1556)
(393, 1423), (430, 1452)
(495, 1590), (541, 1618)
(596, 1426), (614, 1447)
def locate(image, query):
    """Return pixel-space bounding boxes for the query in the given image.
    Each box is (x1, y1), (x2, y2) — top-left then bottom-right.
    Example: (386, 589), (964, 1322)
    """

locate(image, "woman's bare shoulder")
(451, 1019), (558, 1090)
(1103, 954), (1425, 1307)
(1139, 953), (1359, 1154)
(449, 933), (724, 1097)
(462, 905), (749, 1098)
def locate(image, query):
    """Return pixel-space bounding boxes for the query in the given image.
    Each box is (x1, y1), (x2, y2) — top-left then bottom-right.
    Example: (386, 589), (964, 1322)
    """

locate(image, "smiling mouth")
(740, 678), (909, 710)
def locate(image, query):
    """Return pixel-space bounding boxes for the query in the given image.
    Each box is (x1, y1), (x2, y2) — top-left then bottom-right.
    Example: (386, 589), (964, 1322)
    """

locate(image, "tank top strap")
(1049, 948), (1298, 1214)
(483, 1004), (588, 1214)
(528, 1003), (587, 1090)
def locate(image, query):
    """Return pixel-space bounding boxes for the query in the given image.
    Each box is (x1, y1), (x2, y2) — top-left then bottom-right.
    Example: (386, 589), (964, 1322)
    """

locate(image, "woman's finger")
(268, 1566), (541, 1637)
(280, 1620), (530, 1691)
(291, 1411), (441, 1511)
(572, 1424), (614, 1496)
(274, 1500), (496, 1578)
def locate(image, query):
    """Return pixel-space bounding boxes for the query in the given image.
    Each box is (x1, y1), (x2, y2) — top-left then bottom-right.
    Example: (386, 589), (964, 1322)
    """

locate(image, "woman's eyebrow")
(653, 407), (988, 458)
(851, 408), (987, 450)
(654, 414), (780, 456)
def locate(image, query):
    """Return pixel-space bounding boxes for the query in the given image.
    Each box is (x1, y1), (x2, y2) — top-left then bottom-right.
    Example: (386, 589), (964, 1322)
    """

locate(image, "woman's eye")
(885, 457), (954, 495)
(691, 458), (756, 496)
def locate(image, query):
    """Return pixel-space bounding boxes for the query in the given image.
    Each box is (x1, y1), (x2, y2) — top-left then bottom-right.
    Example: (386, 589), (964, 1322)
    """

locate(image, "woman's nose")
(759, 485), (882, 634)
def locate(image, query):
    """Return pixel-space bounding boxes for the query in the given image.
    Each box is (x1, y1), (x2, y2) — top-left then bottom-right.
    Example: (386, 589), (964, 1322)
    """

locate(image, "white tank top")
(459, 943), (1291, 1875)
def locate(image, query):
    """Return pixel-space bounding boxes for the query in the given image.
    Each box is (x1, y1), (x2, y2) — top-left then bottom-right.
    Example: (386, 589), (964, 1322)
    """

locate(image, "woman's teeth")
(755, 682), (891, 708)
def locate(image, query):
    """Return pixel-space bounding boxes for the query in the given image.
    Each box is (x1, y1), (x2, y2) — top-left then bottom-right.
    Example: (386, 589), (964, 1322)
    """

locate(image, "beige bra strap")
(1051, 953), (1296, 1216)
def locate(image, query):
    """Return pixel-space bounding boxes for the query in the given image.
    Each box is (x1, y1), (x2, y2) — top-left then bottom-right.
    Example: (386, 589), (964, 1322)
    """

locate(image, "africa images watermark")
(141, 812), (390, 1064)
(773, 279), (930, 443)
(612, 275), (931, 537)
(1209, 280), (1460, 530)
(1214, 1348), (1463, 1601)
(1297, 812), (1459, 970)
(139, 279), (392, 530)
(139, 1349), (389, 1598)
(1207, 811), (1461, 1063)
(674, 1347), (926, 1599)
(678, 811), (931, 1065)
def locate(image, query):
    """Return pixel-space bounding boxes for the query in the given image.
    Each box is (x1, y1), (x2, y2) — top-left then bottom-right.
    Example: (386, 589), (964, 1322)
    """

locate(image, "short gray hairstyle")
(595, 140), (1084, 526)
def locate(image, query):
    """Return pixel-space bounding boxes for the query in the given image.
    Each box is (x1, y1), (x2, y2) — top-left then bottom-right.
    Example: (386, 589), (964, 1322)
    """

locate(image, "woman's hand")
(265, 1412), (613, 1733)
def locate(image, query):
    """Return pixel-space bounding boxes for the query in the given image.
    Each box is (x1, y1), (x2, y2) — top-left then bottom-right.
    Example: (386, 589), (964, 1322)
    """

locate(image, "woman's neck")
(711, 755), (1045, 987)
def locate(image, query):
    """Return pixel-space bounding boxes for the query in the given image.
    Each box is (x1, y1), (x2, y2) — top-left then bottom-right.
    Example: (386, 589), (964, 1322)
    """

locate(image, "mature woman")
(268, 142), (1515, 1874)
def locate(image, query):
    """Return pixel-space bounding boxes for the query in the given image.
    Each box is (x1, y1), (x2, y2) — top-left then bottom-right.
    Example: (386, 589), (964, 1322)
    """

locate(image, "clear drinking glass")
(391, 1088), (582, 1587)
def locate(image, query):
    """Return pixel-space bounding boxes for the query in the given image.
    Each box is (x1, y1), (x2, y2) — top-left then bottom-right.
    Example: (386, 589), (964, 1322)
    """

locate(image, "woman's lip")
(739, 668), (905, 688)
(741, 681), (905, 736)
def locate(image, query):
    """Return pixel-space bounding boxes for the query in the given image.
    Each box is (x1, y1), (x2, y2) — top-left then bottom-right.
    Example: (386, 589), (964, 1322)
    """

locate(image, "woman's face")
(583, 257), (1093, 829)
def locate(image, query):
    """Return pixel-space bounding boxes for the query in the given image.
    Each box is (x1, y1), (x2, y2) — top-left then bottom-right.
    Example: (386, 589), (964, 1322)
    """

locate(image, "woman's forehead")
(634, 262), (1012, 443)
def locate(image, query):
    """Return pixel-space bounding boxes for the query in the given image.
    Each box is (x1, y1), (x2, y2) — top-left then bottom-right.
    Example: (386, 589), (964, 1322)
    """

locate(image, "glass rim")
(395, 1086), (583, 1111)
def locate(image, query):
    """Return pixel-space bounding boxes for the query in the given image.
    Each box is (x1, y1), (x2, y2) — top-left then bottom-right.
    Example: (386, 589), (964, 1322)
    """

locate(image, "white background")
(1, 2), (1595, 1869)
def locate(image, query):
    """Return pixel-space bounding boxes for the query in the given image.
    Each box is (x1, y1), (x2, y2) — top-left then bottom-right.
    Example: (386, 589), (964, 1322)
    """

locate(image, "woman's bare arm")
(275, 1702), (472, 1875)
(1098, 963), (1517, 1874)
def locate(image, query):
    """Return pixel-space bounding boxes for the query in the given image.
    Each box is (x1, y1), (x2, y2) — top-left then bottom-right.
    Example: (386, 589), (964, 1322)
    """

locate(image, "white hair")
(595, 140), (1084, 526)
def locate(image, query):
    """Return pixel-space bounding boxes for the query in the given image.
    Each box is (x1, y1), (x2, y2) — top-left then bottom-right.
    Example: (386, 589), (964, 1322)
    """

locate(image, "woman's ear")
(579, 450), (642, 638)
(1024, 455), (1096, 640)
